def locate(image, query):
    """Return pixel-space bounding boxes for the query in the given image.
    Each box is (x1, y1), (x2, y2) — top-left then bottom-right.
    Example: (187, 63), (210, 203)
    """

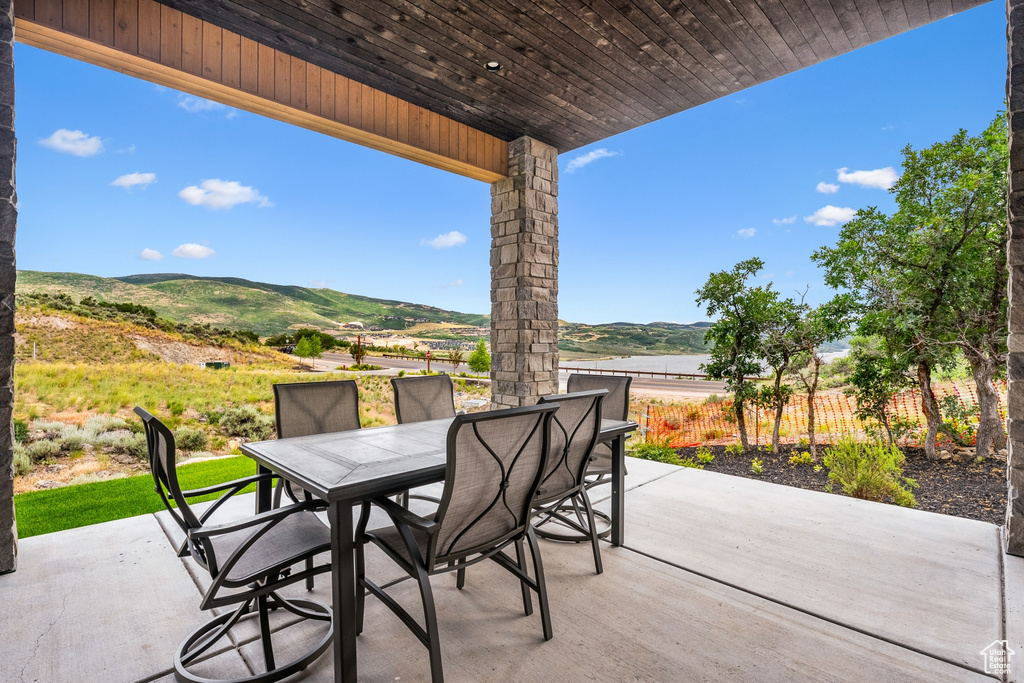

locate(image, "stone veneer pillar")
(489, 137), (559, 408)
(0, 0), (15, 574)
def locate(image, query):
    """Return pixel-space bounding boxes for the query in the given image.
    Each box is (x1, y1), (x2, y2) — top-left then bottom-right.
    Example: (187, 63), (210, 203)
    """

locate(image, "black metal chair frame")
(354, 404), (559, 683)
(135, 406), (334, 683)
(532, 389), (608, 574)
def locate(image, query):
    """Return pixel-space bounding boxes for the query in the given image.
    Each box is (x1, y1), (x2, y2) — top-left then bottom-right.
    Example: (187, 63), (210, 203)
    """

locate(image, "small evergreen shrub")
(822, 438), (917, 507)
(630, 437), (681, 466)
(114, 433), (149, 460)
(58, 427), (88, 453)
(13, 443), (31, 475)
(695, 445), (715, 464)
(27, 439), (61, 463)
(750, 458), (764, 475)
(13, 419), (28, 443)
(789, 451), (814, 466)
(724, 442), (744, 456)
(174, 427), (209, 452)
(221, 406), (275, 441)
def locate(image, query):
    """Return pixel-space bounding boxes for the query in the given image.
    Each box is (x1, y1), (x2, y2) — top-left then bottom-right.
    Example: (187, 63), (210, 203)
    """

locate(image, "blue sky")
(14, 1), (1006, 325)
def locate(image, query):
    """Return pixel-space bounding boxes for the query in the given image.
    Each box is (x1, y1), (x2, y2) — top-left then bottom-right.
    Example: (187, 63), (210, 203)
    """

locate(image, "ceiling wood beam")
(12, 0), (508, 182)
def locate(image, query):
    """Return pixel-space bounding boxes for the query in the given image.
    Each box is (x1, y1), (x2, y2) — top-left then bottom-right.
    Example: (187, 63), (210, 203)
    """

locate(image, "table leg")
(611, 434), (625, 546)
(256, 464), (273, 514)
(328, 501), (358, 683)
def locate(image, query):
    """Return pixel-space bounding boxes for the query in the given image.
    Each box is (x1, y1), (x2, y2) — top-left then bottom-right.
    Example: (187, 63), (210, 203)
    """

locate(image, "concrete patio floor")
(1, 457), (1020, 682)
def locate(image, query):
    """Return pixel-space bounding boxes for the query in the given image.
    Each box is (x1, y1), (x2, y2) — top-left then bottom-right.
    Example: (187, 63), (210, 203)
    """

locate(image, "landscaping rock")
(44, 464), (64, 474)
(34, 480), (62, 490)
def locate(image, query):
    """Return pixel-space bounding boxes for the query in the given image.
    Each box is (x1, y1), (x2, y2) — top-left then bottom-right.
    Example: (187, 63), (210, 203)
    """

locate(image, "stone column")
(0, 0), (15, 574)
(1008, 0), (1024, 556)
(489, 137), (559, 408)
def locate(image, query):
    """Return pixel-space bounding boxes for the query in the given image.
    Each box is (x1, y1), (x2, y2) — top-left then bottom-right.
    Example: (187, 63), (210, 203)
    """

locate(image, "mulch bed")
(676, 443), (1007, 525)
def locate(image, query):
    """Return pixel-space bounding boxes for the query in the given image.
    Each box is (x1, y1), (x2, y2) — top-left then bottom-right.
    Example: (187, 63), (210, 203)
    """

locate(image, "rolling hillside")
(17, 271), (489, 337)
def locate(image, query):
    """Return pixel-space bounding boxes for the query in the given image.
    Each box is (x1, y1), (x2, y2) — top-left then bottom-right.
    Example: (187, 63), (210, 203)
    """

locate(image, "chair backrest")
(429, 403), (558, 568)
(133, 406), (208, 564)
(391, 374), (456, 424)
(274, 380), (360, 438)
(536, 390), (606, 502)
(566, 374), (632, 421)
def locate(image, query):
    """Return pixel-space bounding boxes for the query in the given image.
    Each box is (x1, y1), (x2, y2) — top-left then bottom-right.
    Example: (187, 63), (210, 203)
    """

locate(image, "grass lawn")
(14, 456), (257, 538)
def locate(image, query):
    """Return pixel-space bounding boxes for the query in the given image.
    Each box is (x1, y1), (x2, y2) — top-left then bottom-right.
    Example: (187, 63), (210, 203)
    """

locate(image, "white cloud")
(172, 243), (215, 259)
(39, 129), (104, 157)
(772, 216), (797, 225)
(421, 231), (467, 249)
(816, 181), (840, 194)
(737, 228), (756, 238)
(117, 144), (137, 154)
(565, 148), (618, 173)
(178, 179), (271, 210)
(441, 279), (464, 288)
(837, 166), (899, 190)
(177, 94), (227, 114)
(805, 205), (857, 227)
(112, 172), (157, 189)
(139, 248), (163, 261)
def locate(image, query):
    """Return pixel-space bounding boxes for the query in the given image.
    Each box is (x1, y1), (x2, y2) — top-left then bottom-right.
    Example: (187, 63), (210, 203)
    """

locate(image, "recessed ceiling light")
(485, 61), (501, 72)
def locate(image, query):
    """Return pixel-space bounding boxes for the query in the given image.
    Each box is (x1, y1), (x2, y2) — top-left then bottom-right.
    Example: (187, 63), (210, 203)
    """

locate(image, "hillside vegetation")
(18, 271), (489, 336)
(559, 321), (711, 357)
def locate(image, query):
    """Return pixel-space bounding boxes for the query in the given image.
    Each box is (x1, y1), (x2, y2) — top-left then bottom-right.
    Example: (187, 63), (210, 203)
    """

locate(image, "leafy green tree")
(468, 339), (491, 372)
(695, 258), (778, 450)
(786, 295), (854, 457)
(812, 118), (1007, 458)
(760, 296), (805, 453)
(350, 337), (367, 365)
(846, 336), (913, 445)
(447, 348), (465, 371)
(294, 335), (322, 370)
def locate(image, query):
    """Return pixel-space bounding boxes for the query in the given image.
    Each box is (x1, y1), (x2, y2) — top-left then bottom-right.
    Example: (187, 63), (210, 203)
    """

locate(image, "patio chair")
(391, 374), (456, 506)
(533, 389), (608, 574)
(391, 374), (456, 424)
(355, 403), (559, 683)
(134, 407), (333, 683)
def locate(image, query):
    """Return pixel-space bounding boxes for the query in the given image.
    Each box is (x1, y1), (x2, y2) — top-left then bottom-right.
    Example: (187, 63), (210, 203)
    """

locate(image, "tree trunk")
(735, 396), (749, 450)
(968, 356), (1006, 457)
(807, 357), (820, 458)
(771, 368), (786, 453)
(917, 361), (939, 459)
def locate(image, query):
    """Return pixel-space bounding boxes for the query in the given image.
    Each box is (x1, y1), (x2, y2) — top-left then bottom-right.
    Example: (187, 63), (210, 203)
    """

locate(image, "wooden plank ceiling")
(138, 0), (987, 152)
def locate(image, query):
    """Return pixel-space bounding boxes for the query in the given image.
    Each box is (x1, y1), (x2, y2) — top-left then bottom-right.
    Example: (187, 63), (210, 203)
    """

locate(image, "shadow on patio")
(1, 457), (1019, 682)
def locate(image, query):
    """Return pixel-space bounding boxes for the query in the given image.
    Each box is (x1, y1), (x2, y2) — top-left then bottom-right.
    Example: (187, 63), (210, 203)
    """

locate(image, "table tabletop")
(242, 417), (636, 504)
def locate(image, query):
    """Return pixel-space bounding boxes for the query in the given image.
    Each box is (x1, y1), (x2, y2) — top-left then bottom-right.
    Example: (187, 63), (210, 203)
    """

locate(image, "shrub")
(32, 420), (66, 439)
(705, 394), (724, 405)
(174, 427), (209, 452)
(27, 439), (61, 463)
(702, 428), (723, 441)
(113, 433), (149, 460)
(85, 416), (129, 434)
(58, 426), (88, 453)
(663, 415), (682, 430)
(724, 442), (744, 456)
(467, 339), (491, 373)
(397, 370), (406, 378)
(822, 439), (917, 507)
(167, 401), (186, 416)
(13, 419), (27, 443)
(630, 437), (681, 466)
(221, 406), (275, 441)
(789, 451), (814, 466)
(750, 458), (764, 475)
(13, 443), (31, 475)
(695, 445), (715, 465)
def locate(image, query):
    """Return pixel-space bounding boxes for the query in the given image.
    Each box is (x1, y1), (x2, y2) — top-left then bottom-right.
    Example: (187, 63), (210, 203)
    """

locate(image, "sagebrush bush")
(32, 420), (66, 439)
(174, 427), (209, 452)
(58, 428), (88, 452)
(221, 406), (275, 441)
(27, 439), (61, 462)
(13, 443), (31, 475)
(112, 433), (149, 460)
(822, 439), (917, 507)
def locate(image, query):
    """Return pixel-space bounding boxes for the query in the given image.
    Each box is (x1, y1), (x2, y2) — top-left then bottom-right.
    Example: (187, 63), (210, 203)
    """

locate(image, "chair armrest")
(180, 471), (277, 498)
(371, 495), (439, 534)
(189, 501), (317, 540)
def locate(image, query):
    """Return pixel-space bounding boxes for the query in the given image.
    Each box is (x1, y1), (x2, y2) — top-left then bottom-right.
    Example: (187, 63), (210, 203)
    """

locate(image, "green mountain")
(16, 271), (488, 336)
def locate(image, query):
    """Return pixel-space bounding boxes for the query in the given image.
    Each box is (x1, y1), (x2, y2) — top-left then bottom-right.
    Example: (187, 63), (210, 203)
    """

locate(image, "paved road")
(320, 352), (727, 397)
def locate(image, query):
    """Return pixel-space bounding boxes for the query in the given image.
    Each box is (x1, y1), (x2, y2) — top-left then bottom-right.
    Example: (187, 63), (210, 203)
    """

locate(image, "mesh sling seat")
(134, 407), (333, 683)
(531, 389), (608, 574)
(391, 374), (456, 506)
(354, 403), (559, 683)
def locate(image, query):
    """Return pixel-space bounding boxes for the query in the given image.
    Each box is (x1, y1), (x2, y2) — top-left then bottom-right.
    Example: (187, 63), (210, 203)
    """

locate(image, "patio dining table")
(242, 415), (637, 683)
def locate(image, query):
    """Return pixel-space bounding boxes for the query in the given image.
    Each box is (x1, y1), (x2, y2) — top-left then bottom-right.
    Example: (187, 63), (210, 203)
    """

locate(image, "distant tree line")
(697, 114), (1007, 459)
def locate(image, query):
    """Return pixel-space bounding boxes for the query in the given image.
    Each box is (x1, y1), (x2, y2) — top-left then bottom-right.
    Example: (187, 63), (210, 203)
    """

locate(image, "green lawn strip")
(14, 456), (257, 538)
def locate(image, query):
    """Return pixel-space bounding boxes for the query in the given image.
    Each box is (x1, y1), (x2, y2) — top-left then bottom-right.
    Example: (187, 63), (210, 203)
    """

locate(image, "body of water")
(560, 351), (848, 375)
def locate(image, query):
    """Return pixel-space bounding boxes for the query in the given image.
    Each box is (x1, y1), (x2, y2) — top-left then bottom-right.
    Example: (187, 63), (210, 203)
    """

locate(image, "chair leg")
(456, 558), (466, 590)
(257, 591), (277, 672)
(355, 542), (366, 635)
(412, 561), (444, 682)
(579, 491), (604, 575)
(514, 539), (533, 616)
(306, 557), (315, 590)
(525, 527), (553, 641)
